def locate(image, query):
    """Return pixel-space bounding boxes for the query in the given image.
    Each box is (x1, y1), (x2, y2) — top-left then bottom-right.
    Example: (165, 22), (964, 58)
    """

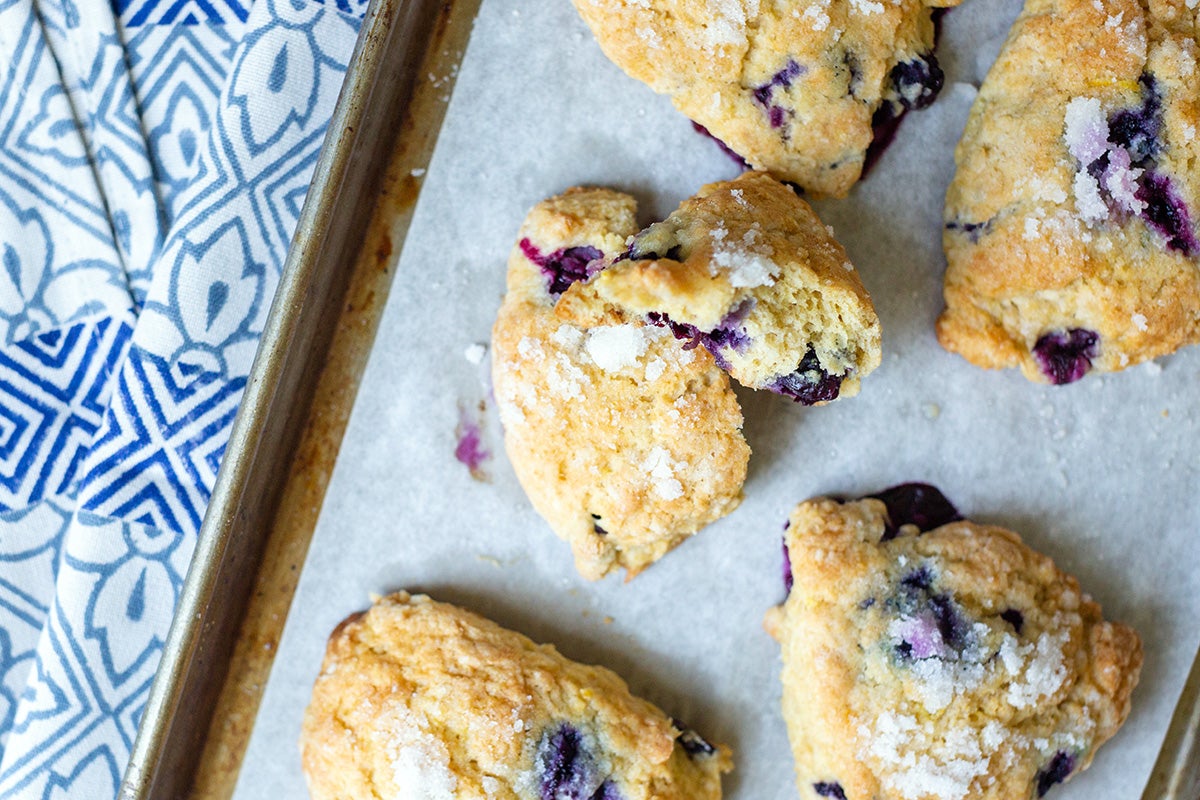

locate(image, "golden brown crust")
(492, 188), (749, 580)
(769, 495), (1143, 800)
(940, 0), (1200, 382)
(301, 593), (731, 800)
(571, 0), (960, 197)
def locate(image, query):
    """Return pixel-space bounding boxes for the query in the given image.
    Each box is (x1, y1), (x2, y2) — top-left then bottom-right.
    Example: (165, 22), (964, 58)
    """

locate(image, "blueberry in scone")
(301, 593), (731, 799)
(559, 172), (882, 405)
(571, 0), (961, 197)
(492, 188), (749, 580)
(939, 0), (1200, 383)
(765, 484), (1143, 800)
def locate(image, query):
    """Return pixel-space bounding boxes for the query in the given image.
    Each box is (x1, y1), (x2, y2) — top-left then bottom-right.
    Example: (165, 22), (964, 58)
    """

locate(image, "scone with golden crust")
(764, 484), (1142, 800)
(560, 172), (881, 405)
(492, 188), (749, 580)
(571, 0), (960, 197)
(302, 593), (731, 800)
(939, 0), (1200, 384)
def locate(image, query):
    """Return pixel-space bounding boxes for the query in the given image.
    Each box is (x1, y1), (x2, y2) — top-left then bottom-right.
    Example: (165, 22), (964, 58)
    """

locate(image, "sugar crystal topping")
(641, 446), (684, 500)
(381, 708), (458, 800)
(710, 223), (778, 288)
(585, 325), (649, 372)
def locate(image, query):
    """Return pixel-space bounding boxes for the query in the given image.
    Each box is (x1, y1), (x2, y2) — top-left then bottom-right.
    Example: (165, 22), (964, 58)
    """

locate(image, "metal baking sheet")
(118, 0), (463, 795)
(127, 0), (1200, 796)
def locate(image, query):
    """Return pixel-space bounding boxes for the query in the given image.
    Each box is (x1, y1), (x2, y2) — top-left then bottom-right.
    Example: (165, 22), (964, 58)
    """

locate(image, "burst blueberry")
(891, 54), (945, 111)
(647, 304), (752, 367)
(782, 537), (794, 595)
(1001, 608), (1025, 634)
(1137, 170), (1199, 257)
(536, 724), (618, 800)
(1035, 751), (1075, 797)
(927, 594), (970, 649)
(945, 219), (991, 243)
(753, 61), (804, 105)
(900, 566), (934, 592)
(814, 782), (847, 799)
(521, 239), (604, 297)
(673, 722), (717, 758)
(1032, 328), (1099, 385)
(1108, 75), (1162, 164)
(869, 483), (962, 540)
(752, 60), (805, 129)
(768, 346), (842, 405)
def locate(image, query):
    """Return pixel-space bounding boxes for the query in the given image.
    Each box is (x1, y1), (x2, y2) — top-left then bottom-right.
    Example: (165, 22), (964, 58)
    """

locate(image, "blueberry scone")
(765, 484), (1142, 800)
(559, 172), (881, 405)
(492, 188), (749, 580)
(571, 0), (960, 197)
(939, 0), (1200, 384)
(301, 593), (731, 799)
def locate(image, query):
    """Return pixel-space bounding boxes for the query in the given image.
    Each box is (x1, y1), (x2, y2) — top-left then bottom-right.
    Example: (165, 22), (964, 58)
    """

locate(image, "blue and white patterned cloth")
(0, 0), (363, 792)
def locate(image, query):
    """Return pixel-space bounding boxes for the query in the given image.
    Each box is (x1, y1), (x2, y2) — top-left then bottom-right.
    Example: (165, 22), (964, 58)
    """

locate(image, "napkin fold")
(0, 0), (363, 793)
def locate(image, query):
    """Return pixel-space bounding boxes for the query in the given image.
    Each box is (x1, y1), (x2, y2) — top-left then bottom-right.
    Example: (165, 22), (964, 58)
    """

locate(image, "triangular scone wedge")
(561, 172), (881, 405)
(302, 593), (732, 799)
(939, 0), (1200, 384)
(492, 188), (749, 580)
(765, 485), (1142, 800)
(571, 0), (960, 197)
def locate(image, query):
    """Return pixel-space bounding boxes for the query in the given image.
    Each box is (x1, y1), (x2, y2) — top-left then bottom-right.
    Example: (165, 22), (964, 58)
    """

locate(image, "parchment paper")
(233, 0), (1200, 797)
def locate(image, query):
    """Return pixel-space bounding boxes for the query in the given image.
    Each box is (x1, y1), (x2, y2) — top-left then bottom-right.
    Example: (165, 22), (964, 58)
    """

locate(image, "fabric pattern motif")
(0, 0), (364, 791)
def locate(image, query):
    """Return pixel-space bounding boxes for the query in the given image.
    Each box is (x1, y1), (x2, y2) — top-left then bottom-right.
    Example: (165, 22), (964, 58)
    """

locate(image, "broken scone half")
(561, 172), (882, 405)
(492, 188), (750, 580)
(301, 593), (731, 799)
(765, 484), (1142, 800)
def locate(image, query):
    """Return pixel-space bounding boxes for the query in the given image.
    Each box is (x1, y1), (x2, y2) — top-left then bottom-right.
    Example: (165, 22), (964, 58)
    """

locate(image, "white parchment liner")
(234, 0), (1200, 797)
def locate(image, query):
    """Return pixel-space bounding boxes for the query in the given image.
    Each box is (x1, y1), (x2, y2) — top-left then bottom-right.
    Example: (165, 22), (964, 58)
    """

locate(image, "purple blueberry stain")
(1035, 751), (1076, 797)
(592, 783), (622, 800)
(591, 514), (607, 536)
(894, 592), (972, 661)
(672, 720), (717, 759)
(646, 301), (753, 370)
(455, 404), (491, 481)
(767, 346), (842, 405)
(864, 102), (904, 177)
(864, 50), (945, 175)
(691, 121), (750, 168)
(890, 563), (973, 661)
(1001, 608), (1025, 634)
(782, 537), (794, 595)
(1108, 75), (1162, 164)
(1137, 170), (1199, 256)
(536, 724), (616, 800)
(1033, 328), (1099, 385)
(520, 238), (604, 297)
(752, 59), (805, 129)
(868, 483), (962, 540)
(1073, 73), (1198, 255)
(945, 218), (992, 243)
(814, 781), (847, 799)
(842, 50), (863, 99)
(900, 565), (934, 592)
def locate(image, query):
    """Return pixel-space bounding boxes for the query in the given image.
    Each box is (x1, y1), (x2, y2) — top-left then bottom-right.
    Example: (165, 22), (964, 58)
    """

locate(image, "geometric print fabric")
(0, 0), (363, 793)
